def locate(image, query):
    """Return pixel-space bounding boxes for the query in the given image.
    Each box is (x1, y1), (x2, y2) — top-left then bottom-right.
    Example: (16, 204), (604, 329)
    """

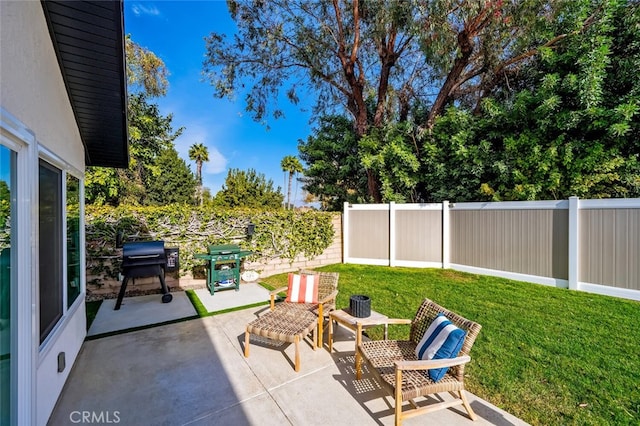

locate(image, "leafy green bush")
(85, 205), (335, 281)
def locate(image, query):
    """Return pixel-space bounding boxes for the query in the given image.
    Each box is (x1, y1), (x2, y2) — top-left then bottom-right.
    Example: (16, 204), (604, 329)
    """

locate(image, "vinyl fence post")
(442, 201), (450, 269)
(568, 196), (580, 290)
(389, 202), (396, 267)
(343, 202), (350, 264)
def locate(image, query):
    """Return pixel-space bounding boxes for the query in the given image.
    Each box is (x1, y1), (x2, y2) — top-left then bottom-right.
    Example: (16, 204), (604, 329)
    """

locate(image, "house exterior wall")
(0, 0), (85, 171)
(1, 2), (87, 424)
(35, 301), (86, 425)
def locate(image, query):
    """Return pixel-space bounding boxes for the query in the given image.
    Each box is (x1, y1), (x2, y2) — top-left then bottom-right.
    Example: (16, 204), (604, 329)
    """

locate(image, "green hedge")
(85, 205), (336, 285)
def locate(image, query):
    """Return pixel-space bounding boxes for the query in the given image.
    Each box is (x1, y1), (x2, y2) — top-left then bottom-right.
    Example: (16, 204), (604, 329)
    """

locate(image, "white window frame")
(37, 146), (85, 357)
(65, 173), (84, 310)
(1, 108), (38, 426)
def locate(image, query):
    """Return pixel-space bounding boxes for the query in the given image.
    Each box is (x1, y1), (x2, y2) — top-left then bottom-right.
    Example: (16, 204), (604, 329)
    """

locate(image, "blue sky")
(124, 1), (313, 203)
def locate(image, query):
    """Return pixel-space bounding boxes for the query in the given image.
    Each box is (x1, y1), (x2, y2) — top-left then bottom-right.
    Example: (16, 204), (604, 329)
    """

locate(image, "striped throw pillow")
(415, 313), (466, 382)
(285, 273), (319, 304)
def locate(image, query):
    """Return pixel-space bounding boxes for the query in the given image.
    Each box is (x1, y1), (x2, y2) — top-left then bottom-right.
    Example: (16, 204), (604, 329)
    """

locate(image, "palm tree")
(188, 143), (209, 205)
(280, 155), (303, 209)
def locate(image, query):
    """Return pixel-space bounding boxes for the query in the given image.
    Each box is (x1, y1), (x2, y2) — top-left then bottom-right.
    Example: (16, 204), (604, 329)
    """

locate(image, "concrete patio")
(48, 288), (528, 426)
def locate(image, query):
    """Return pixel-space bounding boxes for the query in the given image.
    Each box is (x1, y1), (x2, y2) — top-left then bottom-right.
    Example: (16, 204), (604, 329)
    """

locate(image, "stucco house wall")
(1, 2), (88, 424)
(1, 1), (85, 171)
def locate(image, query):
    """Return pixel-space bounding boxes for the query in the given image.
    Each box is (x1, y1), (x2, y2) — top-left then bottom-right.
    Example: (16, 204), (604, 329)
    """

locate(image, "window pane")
(39, 160), (63, 344)
(0, 145), (15, 425)
(66, 175), (80, 308)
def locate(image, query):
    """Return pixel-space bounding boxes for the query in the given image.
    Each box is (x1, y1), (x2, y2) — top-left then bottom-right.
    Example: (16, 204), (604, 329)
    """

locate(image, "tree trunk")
(196, 160), (203, 206)
(196, 161), (203, 185)
(294, 175), (299, 208)
(373, 32), (399, 128)
(426, 29), (474, 129)
(333, 0), (382, 203)
(287, 172), (293, 209)
(373, 58), (393, 127)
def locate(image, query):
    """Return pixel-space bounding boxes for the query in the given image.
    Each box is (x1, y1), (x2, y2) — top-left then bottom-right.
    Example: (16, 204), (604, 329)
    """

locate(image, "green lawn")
(85, 300), (102, 331)
(261, 264), (640, 426)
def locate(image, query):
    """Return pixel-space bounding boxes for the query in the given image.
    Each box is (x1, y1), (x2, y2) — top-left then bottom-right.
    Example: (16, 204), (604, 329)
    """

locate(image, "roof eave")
(41, 0), (129, 169)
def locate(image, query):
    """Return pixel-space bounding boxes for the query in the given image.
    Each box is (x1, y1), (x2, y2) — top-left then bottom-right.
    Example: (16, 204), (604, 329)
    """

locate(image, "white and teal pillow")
(415, 313), (466, 382)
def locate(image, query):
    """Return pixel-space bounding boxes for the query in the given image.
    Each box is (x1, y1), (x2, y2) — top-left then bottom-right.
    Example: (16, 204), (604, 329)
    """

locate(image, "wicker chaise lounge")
(244, 307), (317, 372)
(355, 298), (482, 426)
(244, 270), (339, 371)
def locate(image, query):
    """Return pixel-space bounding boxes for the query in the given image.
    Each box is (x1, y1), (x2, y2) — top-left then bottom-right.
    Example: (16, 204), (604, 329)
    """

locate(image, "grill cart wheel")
(162, 293), (173, 303)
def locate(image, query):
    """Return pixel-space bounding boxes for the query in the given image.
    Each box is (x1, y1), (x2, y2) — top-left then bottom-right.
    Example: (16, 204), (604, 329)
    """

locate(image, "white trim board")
(344, 257), (390, 266)
(345, 204), (390, 211)
(579, 282), (640, 301)
(393, 203), (443, 211)
(579, 198), (640, 209)
(451, 200), (569, 210)
(450, 264), (569, 289)
(391, 260), (443, 269)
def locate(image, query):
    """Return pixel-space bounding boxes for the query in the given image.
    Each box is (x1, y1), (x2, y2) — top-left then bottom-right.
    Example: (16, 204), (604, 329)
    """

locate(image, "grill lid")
(208, 244), (242, 255)
(122, 241), (166, 267)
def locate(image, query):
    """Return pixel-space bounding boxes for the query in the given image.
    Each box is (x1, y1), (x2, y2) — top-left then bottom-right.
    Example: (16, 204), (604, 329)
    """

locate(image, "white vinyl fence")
(343, 197), (640, 301)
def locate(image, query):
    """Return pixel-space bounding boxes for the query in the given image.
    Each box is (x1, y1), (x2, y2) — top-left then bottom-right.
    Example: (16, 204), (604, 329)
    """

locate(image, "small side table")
(328, 309), (388, 352)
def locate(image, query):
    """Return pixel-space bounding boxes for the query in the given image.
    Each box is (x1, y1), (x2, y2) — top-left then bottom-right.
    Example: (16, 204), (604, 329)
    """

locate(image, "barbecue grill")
(114, 240), (173, 310)
(195, 244), (252, 295)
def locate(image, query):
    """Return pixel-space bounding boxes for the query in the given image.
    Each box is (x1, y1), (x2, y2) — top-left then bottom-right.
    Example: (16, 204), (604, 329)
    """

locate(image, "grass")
(261, 264), (640, 426)
(85, 300), (102, 331)
(185, 289), (269, 316)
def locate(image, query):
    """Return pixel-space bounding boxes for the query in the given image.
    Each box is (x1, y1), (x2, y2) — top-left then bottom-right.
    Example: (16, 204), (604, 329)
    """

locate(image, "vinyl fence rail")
(343, 197), (640, 302)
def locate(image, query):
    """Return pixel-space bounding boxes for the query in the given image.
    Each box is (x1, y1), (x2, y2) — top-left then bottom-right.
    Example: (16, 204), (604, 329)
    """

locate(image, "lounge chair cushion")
(415, 313), (466, 381)
(286, 273), (319, 303)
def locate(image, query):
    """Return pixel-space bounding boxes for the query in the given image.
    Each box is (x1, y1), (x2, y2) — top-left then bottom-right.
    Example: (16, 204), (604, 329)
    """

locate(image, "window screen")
(39, 160), (63, 344)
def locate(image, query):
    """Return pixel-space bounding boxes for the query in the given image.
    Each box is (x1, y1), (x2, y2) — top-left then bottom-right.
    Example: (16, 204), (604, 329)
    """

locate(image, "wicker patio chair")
(355, 298), (482, 426)
(269, 270), (339, 347)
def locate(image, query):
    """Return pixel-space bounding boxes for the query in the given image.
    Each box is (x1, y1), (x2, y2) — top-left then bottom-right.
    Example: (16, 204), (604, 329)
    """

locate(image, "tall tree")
(280, 155), (303, 209)
(417, 0), (640, 202)
(214, 168), (284, 209)
(85, 94), (183, 205)
(189, 142), (210, 205)
(419, 0), (605, 128)
(125, 34), (169, 97)
(188, 143), (209, 185)
(475, 0), (640, 200)
(146, 148), (197, 205)
(203, 1), (611, 201)
(86, 37), (180, 206)
(204, 0), (425, 202)
(301, 4), (640, 205)
(298, 115), (368, 210)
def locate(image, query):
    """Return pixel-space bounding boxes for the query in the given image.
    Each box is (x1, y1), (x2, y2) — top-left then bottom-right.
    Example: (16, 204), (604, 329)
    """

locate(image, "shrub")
(85, 205), (335, 280)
